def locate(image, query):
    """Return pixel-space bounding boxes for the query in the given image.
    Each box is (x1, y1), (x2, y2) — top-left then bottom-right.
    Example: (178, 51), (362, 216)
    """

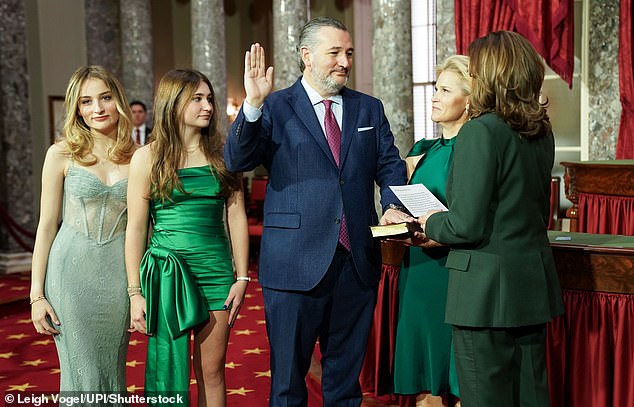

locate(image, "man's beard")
(316, 69), (348, 94)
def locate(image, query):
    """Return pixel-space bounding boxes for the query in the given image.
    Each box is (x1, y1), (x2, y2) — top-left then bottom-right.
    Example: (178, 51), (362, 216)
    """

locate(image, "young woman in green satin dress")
(125, 69), (249, 407)
(392, 55), (470, 407)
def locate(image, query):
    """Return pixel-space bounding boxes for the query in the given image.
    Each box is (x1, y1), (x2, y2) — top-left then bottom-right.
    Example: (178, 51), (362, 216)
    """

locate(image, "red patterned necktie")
(323, 99), (350, 251)
(135, 128), (141, 145)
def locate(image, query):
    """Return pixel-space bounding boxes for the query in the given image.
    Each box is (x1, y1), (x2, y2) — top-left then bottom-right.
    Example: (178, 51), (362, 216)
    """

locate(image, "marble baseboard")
(0, 251), (32, 274)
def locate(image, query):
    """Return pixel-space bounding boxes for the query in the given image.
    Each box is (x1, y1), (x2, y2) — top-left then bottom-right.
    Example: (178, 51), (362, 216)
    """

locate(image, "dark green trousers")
(452, 324), (550, 407)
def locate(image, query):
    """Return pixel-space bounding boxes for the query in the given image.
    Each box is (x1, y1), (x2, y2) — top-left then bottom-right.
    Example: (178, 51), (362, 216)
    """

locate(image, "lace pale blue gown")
(45, 165), (130, 394)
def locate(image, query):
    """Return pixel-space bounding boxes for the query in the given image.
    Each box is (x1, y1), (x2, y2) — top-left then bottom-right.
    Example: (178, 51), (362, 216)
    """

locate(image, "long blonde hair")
(61, 65), (135, 165)
(150, 69), (240, 202)
(467, 31), (551, 140)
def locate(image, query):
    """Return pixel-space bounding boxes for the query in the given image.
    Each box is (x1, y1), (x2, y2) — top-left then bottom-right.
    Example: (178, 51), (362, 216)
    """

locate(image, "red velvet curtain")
(546, 289), (634, 407)
(360, 264), (416, 406)
(454, 0), (515, 54)
(360, 264), (400, 396)
(454, 0), (574, 87)
(616, 0), (634, 158)
(577, 192), (634, 235)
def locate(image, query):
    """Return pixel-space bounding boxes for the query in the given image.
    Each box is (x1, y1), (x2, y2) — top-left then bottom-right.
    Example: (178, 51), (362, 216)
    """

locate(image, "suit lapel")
(340, 87), (357, 168)
(289, 80), (338, 168)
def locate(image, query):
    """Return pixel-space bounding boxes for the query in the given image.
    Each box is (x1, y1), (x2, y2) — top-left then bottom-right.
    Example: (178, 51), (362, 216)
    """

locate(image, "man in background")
(130, 100), (151, 145)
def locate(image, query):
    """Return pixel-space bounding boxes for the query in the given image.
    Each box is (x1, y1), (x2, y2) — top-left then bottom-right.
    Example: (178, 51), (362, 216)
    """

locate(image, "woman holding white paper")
(418, 31), (563, 407)
(392, 55), (470, 407)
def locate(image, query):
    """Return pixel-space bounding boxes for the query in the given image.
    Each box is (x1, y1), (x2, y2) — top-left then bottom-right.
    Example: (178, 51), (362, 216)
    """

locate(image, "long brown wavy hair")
(467, 31), (552, 140)
(61, 65), (135, 165)
(149, 69), (240, 202)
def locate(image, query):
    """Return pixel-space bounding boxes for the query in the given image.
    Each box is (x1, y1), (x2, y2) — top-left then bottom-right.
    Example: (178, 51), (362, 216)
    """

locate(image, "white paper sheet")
(389, 184), (447, 217)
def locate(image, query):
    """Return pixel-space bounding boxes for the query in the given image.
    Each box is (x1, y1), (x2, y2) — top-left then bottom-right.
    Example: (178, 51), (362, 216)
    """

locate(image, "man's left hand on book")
(380, 207), (415, 225)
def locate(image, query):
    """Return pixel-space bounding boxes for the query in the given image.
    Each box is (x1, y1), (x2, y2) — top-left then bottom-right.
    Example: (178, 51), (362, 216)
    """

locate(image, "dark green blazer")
(426, 113), (564, 327)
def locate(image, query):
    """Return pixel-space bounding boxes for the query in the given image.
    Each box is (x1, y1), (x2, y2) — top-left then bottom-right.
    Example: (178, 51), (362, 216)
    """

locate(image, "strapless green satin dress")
(140, 165), (234, 405)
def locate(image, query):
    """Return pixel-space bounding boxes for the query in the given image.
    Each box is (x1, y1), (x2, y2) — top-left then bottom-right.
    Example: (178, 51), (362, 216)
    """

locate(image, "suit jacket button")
(336, 218), (341, 224)
(339, 179), (344, 185)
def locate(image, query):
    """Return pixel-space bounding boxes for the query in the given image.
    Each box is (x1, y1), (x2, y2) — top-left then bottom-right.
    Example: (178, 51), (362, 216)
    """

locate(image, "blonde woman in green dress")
(393, 55), (470, 407)
(125, 69), (249, 407)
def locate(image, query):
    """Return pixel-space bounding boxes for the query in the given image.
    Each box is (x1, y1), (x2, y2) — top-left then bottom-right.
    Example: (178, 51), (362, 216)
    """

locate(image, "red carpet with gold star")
(0, 270), (325, 406)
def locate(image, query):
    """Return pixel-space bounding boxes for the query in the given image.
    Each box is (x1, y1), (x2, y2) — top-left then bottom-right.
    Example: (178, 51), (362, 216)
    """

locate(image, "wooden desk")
(549, 231), (634, 293)
(561, 160), (634, 232)
(546, 231), (634, 407)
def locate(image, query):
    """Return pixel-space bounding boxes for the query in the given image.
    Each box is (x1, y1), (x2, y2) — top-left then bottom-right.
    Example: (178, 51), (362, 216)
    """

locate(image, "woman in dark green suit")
(419, 31), (564, 407)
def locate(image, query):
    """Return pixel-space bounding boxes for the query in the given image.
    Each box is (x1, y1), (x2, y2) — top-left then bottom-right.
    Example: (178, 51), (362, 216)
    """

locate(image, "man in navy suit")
(224, 17), (409, 407)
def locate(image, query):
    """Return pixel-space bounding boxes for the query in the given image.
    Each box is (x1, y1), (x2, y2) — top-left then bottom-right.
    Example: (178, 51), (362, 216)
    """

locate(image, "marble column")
(372, 0), (414, 157)
(191, 0), (228, 132)
(272, 0), (308, 89)
(436, 0), (456, 64)
(120, 0), (154, 117)
(588, 0), (619, 160)
(0, 0), (35, 272)
(84, 0), (122, 78)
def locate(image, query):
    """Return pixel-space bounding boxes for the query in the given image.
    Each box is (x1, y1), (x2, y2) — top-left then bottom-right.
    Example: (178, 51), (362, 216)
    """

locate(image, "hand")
(402, 232), (444, 249)
(380, 208), (415, 225)
(244, 43), (274, 108)
(224, 280), (248, 327)
(416, 209), (442, 232)
(129, 295), (148, 335)
(31, 299), (60, 335)
(418, 237), (444, 249)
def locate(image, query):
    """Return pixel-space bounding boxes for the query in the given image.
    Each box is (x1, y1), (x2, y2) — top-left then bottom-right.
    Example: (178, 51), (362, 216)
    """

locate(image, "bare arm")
(30, 144), (68, 335)
(124, 146), (152, 334)
(405, 155), (422, 181)
(224, 178), (250, 327)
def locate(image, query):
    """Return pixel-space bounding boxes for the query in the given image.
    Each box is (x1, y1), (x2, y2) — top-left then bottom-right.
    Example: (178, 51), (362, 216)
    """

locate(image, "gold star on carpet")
(0, 283), (5, 288)
(234, 329), (255, 336)
(22, 359), (46, 367)
(225, 361), (243, 369)
(190, 378), (197, 385)
(10, 286), (28, 291)
(32, 339), (53, 345)
(0, 352), (17, 359)
(244, 293), (254, 299)
(7, 333), (29, 340)
(50, 368), (60, 374)
(226, 387), (254, 396)
(254, 370), (271, 378)
(128, 339), (143, 346)
(247, 305), (263, 311)
(127, 384), (143, 392)
(236, 314), (246, 319)
(243, 347), (266, 355)
(256, 319), (266, 325)
(126, 360), (144, 368)
(7, 383), (37, 391)
(16, 319), (32, 324)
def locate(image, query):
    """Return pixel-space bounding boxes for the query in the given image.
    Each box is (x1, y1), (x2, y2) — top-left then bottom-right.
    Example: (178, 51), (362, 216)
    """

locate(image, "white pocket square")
(357, 126), (374, 132)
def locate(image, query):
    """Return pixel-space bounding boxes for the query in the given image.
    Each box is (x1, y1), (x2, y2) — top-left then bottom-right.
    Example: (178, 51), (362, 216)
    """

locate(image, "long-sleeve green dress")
(393, 137), (460, 399)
